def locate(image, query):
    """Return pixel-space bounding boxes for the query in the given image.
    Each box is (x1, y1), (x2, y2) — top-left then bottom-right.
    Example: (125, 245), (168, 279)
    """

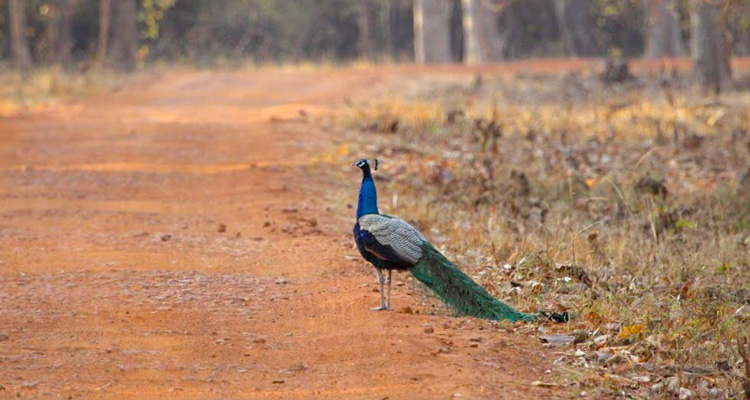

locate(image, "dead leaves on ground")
(338, 71), (750, 398)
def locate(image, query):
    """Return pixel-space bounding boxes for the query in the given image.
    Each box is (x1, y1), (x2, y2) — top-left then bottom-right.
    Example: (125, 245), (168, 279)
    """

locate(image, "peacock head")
(353, 159), (378, 171)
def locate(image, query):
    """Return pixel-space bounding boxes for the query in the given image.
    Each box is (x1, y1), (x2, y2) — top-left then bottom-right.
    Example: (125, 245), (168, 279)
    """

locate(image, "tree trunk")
(98, 0), (112, 65)
(644, 0), (687, 58)
(46, 0), (74, 67)
(357, 1), (373, 59)
(110, 0), (138, 71)
(414, 0), (452, 64)
(9, 0), (33, 69)
(555, 0), (599, 57)
(463, 0), (514, 63)
(461, 0), (482, 63)
(381, 0), (394, 58)
(690, 0), (731, 94)
(478, 0), (499, 60)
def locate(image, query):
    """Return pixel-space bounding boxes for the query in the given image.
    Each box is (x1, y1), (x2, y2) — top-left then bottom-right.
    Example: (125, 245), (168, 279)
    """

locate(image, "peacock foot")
(370, 306), (390, 311)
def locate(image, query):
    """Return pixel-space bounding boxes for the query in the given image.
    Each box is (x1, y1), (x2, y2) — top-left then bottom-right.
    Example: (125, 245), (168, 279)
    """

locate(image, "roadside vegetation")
(334, 67), (750, 398)
(0, 68), (146, 117)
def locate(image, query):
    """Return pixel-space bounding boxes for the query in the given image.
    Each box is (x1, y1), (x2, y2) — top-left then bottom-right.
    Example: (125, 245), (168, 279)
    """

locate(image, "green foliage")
(140, 0), (176, 40)
(3, 0), (750, 67)
(715, 263), (731, 275)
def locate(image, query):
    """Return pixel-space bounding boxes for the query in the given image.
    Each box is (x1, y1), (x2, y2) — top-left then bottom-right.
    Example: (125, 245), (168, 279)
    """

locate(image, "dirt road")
(0, 67), (570, 399)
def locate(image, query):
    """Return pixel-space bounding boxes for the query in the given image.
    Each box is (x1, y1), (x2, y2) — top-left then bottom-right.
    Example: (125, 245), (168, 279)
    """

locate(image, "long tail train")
(410, 242), (537, 323)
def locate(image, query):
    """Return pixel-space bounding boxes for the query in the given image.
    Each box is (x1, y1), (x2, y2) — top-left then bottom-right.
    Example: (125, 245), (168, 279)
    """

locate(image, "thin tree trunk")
(110, 0), (139, 71)
(691, 0), (731, 94)
(357, 0), (373, 59)
(479, 0), (512, 61)
(98, 0), (111, 65)
(46, 0), (74, 67)
(644, 0), (687, 58)
(461, 0), (482, 63)
(464, 0), (513, 62)
(555, 0), (599, 57)
(414, 0), (452, 64)
(9, 0), (33, 70)
(381, 0), (393, 58)
(554, 0), (572, 55)
(414, 0), (426, 62)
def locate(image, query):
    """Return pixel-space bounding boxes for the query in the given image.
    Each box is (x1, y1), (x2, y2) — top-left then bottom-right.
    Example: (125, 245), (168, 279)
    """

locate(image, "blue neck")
(356, 167), (379, 218)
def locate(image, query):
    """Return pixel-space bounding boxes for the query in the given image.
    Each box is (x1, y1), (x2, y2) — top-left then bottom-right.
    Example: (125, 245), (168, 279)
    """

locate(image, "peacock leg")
(385, 269), (392, 310)
(371, 268), (387, 311)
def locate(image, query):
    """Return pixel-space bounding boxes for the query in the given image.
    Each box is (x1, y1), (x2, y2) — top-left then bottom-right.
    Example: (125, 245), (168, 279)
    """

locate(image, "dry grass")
(0, 67), (146, 117)
(334, 70), (750, 398)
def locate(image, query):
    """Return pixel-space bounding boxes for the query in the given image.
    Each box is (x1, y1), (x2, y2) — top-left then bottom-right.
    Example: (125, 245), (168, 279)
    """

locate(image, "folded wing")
(357, 214), (425, 267)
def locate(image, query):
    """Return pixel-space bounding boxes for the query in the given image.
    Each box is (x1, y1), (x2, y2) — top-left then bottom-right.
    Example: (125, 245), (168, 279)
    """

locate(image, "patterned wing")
(357, 214), (425, 267)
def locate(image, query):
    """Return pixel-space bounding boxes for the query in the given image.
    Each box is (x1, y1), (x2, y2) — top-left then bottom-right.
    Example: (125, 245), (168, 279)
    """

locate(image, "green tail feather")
(410, 242), (537, 323)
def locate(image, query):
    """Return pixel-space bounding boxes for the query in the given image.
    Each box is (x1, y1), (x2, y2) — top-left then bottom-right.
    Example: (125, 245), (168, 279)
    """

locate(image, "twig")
(634, 146), (664, 169)
(738, 336), (750, 399)
(603, 177), (632, 218)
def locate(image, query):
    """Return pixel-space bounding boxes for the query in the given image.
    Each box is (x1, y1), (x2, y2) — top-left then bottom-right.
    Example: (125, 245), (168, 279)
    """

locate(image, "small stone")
(540, 334), (575, 347)
(593, 335), (610, 346)
(604, 353), (624, 366)
(666, 376), (680, 392)
(217, 224), (227, 233)
(678, 387), (692, 399)
(272, 379), (285, 384)
(708, 388), (721, 398)
(424, 326), (435, 334)
(161, 234), (172, 242)
(574, 349), (586, 358)
(400, 307), (413, 314)
(252, 338), (266, 344)
(275, 277), (288, 285)
(651, 382), (665, 393)
(0, 334), (9, 342)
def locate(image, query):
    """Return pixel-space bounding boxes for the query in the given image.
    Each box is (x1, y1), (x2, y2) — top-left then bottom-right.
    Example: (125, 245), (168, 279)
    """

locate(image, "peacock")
(352, 158), (543, 323)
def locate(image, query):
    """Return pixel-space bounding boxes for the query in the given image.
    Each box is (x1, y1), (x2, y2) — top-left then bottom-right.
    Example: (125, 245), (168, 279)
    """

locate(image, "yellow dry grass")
(0, 67), (144, 117)
(334, 73), (750, 398)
